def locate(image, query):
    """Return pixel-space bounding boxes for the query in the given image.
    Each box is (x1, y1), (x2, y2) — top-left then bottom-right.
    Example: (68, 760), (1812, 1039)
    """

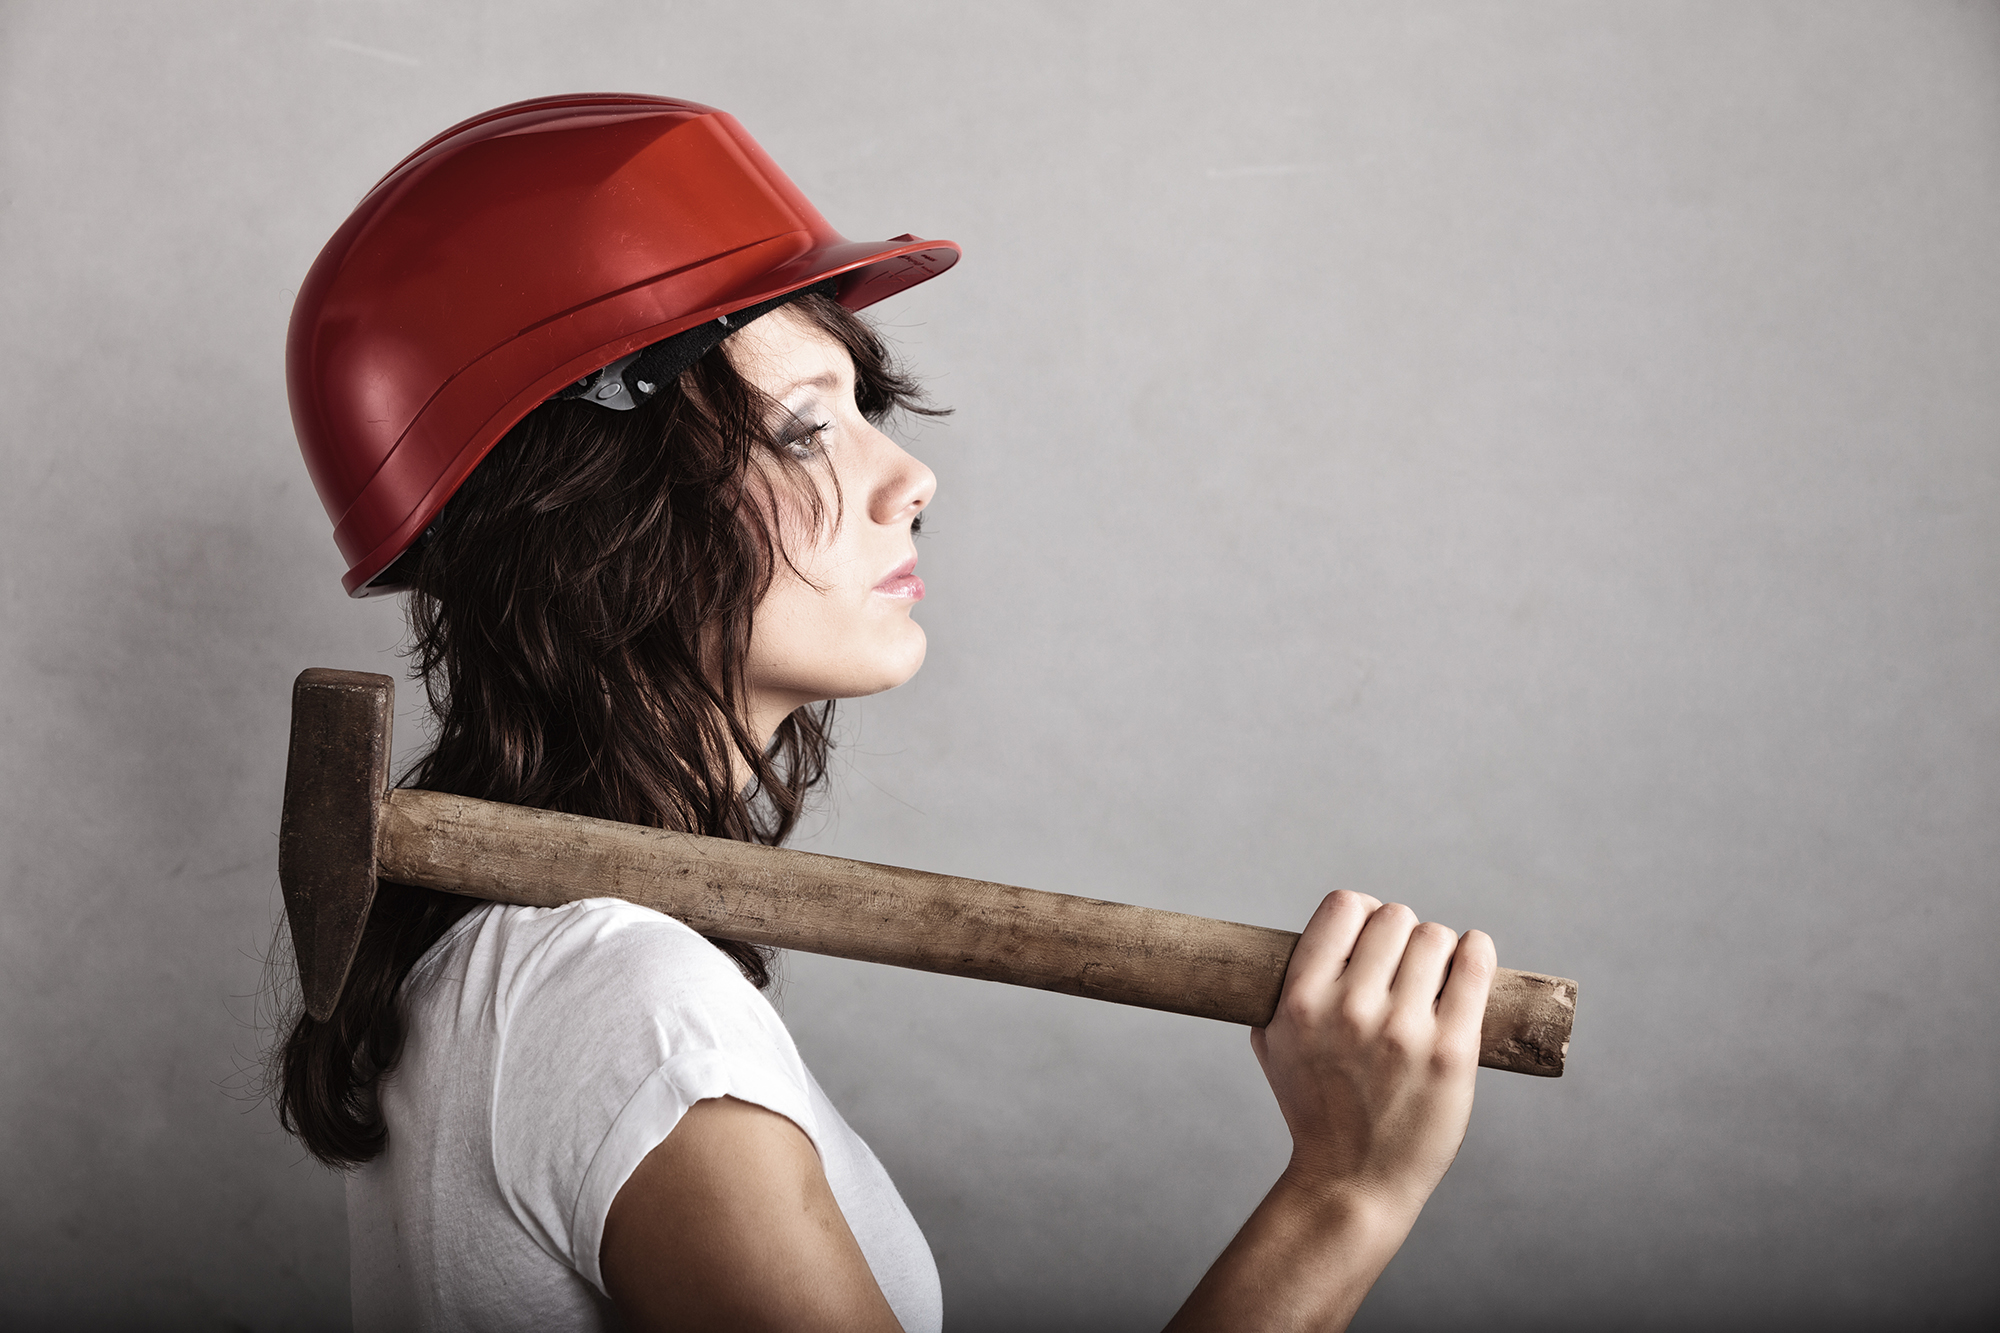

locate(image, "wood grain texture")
(378, 788), (1576, 1075)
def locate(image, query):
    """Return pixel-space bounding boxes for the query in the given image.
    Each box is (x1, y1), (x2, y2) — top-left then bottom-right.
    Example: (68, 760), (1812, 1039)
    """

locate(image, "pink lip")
(874, 556), (924, 601)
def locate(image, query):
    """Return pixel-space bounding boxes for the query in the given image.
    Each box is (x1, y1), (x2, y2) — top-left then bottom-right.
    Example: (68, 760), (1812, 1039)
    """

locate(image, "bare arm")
(1166, 891), (1497, 1332)
(602, 891), (1491, 1331)
(601, 1096), (904, 1332)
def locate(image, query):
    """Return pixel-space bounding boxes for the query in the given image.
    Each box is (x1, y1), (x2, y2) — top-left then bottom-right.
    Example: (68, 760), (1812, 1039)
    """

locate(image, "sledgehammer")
(279, 668), (1577, 1076)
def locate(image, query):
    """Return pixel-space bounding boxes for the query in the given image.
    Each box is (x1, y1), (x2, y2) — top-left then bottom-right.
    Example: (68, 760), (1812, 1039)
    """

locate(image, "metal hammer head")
(278, 667), (394, 1022)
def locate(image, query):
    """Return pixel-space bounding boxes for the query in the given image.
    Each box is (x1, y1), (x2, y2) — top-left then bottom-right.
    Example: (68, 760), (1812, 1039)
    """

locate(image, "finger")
(1277, 890), (1382, 1000)
(1340, 902), (1420, 994)
(1388, 921), (1461, 1011)
(1434, 929), (1498, 1043)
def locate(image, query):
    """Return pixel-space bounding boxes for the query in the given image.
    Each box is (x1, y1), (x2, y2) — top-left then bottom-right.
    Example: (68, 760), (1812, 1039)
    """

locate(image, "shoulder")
(405, 895), (799, 1107)
(418, 896), (761, 1023)
(406, 900), (818, 1289)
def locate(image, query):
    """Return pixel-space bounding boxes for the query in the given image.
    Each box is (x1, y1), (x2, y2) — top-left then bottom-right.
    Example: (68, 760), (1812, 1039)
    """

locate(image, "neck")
(733, 695), (805, 792)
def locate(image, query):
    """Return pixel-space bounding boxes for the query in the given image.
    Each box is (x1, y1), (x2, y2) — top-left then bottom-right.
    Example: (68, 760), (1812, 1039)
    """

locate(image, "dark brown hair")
(274, 294), (938, 1167)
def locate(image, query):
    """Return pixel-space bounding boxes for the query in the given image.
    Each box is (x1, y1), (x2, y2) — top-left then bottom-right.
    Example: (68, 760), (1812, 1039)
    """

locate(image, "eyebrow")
(776, 370), (843, 398)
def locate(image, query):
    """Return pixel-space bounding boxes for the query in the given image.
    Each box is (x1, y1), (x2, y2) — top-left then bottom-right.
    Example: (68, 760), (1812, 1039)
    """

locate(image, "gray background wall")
(2, 1), (1995, 1328)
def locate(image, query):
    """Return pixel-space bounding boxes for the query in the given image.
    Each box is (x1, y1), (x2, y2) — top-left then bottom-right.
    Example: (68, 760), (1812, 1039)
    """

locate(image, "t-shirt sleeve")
(479, 899), (820, 1296)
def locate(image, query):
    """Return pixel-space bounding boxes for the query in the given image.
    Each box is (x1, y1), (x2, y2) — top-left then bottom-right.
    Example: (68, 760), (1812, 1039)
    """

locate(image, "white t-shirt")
(346, 897), (942, 1332)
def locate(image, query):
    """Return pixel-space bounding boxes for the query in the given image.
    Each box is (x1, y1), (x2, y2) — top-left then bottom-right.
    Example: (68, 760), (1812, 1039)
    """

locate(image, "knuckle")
(1431, 1032), (1479, 1072)
(1276, 991), (1321, 1030)
(1412, 921), (1456, 947)
(1381, 1015), (1427, 1057)
(1454, 946), (1495, 982)
(1323, 889), (1377, 920)
(1334, 993), (1377, 1035)
(1458, 930), (1498, 972)
(1376, 902), (1418, 927)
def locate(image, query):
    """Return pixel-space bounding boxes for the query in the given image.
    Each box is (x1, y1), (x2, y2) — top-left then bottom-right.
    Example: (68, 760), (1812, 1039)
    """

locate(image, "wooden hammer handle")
(378, 788), (1576, 1076)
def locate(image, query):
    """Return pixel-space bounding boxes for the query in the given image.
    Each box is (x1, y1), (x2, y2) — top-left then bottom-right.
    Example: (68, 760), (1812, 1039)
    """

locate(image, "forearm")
(1163, 1166), (1421, 1333)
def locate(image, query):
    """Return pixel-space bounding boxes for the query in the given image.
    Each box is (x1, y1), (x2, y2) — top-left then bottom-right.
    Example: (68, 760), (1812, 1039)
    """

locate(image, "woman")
(277, 94), (1497, 1332)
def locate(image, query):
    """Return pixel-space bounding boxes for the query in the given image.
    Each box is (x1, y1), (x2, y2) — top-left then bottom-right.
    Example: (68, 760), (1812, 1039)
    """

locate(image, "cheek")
(751, 572), (837, 664)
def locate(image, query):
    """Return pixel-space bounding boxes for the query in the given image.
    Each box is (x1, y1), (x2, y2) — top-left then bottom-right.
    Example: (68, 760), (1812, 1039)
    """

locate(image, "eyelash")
(779, 419), (831, 460)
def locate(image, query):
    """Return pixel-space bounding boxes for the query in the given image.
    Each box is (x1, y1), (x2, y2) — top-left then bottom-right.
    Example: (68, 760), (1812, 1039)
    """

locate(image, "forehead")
(722, 306), (853, 398)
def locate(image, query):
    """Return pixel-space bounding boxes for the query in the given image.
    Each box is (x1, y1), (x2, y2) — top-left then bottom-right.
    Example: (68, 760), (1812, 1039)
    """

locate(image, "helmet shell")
(287, 93), (960, 595)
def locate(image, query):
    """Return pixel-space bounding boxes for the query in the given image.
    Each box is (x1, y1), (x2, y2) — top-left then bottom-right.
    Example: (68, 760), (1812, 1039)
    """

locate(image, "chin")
(841, 624), (929, 700)
(856, 631), (928, 698)
(753, 624), (927, 710)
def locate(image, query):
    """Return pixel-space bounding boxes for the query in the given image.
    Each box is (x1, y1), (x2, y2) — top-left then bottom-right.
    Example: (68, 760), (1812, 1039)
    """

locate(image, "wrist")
(1165, 1161), (1425, 1333)
(1275, 1156), (1428, 1241)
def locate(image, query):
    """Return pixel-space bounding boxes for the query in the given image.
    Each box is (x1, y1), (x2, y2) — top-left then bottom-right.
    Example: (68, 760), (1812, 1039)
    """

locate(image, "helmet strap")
(551, 279), (839, 412)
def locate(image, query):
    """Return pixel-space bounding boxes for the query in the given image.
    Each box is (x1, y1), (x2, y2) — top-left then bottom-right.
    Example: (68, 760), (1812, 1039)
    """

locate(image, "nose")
(867, 426), (936, 528)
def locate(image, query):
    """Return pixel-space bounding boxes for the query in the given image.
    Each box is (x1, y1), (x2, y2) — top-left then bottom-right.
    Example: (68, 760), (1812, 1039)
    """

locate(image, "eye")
(777, 417), (832, 461)
(911, 511), (925, 535)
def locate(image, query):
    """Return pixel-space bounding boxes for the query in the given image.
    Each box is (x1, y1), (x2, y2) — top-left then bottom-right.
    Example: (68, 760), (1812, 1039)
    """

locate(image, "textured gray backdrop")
(2, 1), (1995, 1329)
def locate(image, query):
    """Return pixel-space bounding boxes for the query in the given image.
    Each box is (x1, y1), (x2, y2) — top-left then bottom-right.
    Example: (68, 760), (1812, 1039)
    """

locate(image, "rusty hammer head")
(278, 667), (396, 1022)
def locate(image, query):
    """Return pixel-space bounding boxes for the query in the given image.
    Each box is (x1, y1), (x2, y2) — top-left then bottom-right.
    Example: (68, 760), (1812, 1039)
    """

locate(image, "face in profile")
(725, 308), (937, 735)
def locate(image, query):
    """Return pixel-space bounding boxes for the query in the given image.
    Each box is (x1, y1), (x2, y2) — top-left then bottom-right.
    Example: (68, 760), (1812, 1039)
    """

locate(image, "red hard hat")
(287, 93), (961, 596)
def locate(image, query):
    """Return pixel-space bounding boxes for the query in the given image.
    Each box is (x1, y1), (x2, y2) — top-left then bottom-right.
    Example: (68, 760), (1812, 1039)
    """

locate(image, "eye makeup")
(776, 414), (833, 460)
